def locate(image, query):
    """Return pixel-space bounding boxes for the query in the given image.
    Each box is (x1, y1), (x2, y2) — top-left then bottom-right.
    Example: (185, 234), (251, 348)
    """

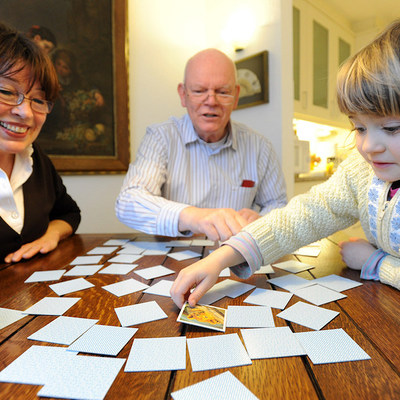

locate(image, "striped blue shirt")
(115, 114), (287, 237)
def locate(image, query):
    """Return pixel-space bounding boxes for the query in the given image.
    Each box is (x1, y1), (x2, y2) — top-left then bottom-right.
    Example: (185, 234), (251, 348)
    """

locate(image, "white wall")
(62, 0), (293, 233)
(231, 1), (294, 197)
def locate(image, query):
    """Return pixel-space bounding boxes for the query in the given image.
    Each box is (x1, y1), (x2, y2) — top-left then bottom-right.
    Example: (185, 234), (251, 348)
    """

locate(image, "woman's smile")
(0, 121), (29, 135)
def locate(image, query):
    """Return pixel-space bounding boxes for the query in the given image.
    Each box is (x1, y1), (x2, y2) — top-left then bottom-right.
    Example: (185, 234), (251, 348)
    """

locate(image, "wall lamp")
(221, 7), (256, 52)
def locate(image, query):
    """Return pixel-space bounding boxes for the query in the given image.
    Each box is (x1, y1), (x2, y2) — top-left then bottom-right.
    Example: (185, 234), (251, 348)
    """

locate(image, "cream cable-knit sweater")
(242, 150), (400, 290)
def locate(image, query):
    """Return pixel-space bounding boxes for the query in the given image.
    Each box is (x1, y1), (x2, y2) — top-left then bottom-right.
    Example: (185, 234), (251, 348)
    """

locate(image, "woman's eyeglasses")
(0, 87), (53, 114)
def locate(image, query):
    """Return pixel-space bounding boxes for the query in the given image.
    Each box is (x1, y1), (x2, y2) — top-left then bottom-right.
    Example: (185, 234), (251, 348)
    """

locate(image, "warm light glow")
(294, 119), (339, 139)
(293, 118), (352, 171)
(221, 7), (256, 51)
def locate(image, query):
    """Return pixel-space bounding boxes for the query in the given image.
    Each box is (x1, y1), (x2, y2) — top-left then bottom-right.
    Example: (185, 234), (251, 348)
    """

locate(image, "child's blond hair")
(337, 19), (400, 117)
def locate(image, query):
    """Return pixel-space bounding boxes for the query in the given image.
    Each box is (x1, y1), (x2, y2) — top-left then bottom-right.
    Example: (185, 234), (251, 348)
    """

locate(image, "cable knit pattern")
(241, 150), (400, 291)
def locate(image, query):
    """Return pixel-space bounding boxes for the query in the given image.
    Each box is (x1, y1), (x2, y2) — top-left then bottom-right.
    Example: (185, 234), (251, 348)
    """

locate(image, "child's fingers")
(187, 279), (212, 307)
(170, 274), (196, 308)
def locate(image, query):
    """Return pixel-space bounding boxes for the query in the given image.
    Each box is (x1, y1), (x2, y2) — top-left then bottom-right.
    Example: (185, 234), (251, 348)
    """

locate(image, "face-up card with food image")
(177, 302), (226, 332)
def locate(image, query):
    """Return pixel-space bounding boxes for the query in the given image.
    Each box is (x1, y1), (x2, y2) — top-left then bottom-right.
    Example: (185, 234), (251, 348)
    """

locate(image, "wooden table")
(0, 233), (399, 399)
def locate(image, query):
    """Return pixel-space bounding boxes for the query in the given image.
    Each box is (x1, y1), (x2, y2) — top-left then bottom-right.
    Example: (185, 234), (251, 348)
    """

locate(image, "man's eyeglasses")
(0, 87), (53, 114)
(185, 87), (235, 105)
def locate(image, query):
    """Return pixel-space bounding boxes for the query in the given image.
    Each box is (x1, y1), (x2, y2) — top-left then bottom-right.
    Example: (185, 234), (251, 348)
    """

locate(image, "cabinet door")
(302, 3), (333, 123)
(293, 0), (354, 128)
(293, 0), (311, 116)
(293, 5), (301, 102)
(312, 18), (329, 110)
(330, 23), (353, 125)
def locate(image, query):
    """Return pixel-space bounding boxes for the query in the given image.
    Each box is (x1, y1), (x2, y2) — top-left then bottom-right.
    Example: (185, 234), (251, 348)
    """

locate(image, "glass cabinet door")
(338, 37), (351, 66)
(313, 20), (328, 109)
(293, 6), (300, 102)
(293, 0), (354, 128)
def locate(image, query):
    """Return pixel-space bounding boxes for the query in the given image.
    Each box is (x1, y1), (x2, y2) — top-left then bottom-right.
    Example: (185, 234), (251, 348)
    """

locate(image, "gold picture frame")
(1, 0), (130, 173)
(235, 50), (269, 110)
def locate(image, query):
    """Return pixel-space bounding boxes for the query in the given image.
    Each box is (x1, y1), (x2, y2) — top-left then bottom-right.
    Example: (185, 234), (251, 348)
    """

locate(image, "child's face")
(352, 113), (400, 182)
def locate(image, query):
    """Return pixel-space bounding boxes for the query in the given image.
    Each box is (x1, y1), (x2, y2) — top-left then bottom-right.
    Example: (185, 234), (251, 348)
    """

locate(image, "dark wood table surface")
(0, 232), (399, 399)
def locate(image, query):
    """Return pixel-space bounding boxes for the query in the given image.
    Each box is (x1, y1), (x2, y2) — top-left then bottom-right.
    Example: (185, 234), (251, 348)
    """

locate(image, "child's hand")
(170, 245), (246, 308)
(170, 258), (222, 308)
(338, 238), (376, 270)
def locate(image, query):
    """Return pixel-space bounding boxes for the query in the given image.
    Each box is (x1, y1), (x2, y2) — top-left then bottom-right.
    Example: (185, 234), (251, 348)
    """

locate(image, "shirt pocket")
(230, 185), (258, 210)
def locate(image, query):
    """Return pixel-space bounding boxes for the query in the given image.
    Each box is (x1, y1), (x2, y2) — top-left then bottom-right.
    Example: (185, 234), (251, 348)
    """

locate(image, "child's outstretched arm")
(170, 245), (245, 308)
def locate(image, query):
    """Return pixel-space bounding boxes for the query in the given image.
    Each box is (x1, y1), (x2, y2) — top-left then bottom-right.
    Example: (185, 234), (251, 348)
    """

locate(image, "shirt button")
(11, 211), (19, 219)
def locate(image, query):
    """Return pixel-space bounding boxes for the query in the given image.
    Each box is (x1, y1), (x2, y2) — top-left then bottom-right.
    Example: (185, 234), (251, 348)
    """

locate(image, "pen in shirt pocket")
(241, 180), (255, 188)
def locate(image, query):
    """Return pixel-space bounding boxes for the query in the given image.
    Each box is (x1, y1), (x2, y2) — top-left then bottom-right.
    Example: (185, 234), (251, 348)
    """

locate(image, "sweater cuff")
(223, 232), (263, 279)
(360, 248), (387, 281)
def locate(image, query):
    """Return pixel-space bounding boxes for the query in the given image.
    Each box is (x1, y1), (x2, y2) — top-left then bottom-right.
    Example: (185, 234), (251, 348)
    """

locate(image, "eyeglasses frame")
(0, 86), (53, 114)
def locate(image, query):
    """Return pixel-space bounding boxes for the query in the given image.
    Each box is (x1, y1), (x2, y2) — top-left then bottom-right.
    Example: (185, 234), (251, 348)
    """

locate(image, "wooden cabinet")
(293, 0), (354, 128)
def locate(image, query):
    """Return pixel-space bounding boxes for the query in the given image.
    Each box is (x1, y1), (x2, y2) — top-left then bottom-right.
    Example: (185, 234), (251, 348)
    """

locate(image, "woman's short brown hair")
(337, 19), (400, 117)
(0, 22), (59, 101)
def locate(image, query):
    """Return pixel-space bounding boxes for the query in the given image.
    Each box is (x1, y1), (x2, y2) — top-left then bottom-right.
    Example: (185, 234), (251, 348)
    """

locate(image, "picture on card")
(177, 302), (226, 332)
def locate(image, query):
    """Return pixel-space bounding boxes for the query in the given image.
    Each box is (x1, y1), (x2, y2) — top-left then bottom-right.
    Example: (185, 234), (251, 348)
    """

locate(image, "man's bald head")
(183, 48), (237, 84)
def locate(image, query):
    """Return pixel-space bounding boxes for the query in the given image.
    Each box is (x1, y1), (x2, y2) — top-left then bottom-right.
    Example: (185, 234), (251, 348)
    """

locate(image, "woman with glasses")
(0, 22), (81, 263)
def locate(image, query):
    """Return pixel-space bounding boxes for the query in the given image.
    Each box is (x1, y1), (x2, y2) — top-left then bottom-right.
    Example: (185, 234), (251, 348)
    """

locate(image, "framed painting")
(235, 50), (269, 110)
(0, 0), (129, 173)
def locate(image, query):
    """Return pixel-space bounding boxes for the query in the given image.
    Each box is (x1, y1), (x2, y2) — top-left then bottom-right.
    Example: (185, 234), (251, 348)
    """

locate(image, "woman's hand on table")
(4, 220), (73, 263)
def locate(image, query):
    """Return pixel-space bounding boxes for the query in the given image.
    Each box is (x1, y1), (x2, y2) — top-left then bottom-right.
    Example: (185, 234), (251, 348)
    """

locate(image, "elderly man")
(116, 48), (286, 241)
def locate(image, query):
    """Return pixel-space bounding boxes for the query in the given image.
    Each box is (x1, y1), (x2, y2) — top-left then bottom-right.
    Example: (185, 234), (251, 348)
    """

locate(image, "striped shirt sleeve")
(360, 248), (387, 281)
(115, 123), (191, 237)
(223, 231), (264, 279)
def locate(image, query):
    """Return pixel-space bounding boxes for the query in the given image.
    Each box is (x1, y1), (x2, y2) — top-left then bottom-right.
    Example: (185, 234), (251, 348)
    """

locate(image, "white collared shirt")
(0, 145), (33, 233)
(116, 114), (287, 237)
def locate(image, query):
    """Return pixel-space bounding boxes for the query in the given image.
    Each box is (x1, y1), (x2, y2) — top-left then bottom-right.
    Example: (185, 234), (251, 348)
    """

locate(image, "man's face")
(178, 52), (239, 143)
